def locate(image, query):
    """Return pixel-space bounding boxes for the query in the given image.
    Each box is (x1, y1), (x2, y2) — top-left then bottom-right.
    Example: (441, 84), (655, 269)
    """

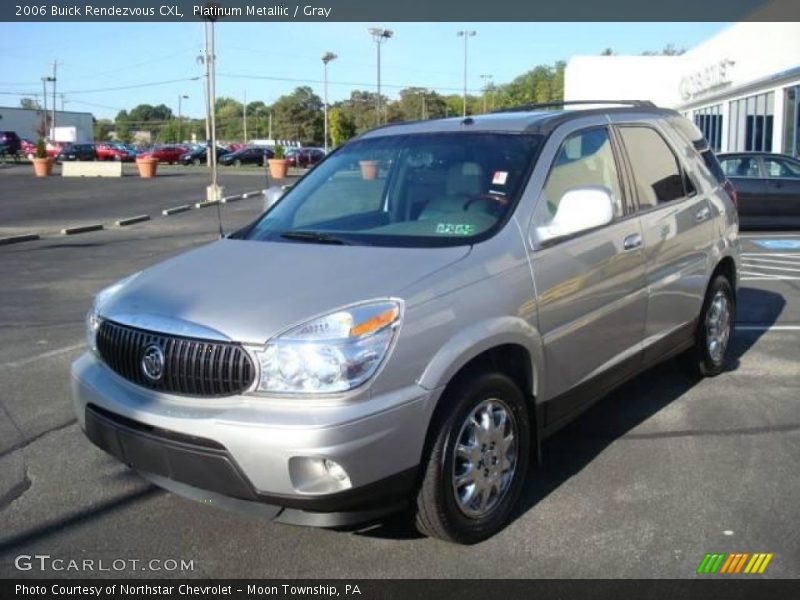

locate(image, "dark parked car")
(179, 146), (230, 166)
(140, 145), (188, 164)
(56, 143), (97, 162)
(0, 131), (22, 156)
(718, 152), (800, 229)
(285, 147), (326, 168)
(219, 146), (274, 166)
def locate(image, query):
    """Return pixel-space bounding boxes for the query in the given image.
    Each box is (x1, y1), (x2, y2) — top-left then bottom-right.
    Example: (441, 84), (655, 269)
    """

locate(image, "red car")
(140, 145), (188, 164)
(285, 147), (326, 168)
(95, 143), (135, 162)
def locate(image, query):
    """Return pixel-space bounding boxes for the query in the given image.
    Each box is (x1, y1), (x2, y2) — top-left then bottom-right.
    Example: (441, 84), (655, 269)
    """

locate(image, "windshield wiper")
(280, 230), (351, 245)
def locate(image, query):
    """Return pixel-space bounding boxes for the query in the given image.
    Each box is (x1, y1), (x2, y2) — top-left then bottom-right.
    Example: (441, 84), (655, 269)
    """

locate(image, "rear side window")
(619, 126), (686, 209)
(763, 157), (800, 178)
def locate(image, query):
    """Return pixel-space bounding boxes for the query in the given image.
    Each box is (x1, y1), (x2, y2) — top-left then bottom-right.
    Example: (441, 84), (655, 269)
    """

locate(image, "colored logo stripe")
(697, 553), (773, 574)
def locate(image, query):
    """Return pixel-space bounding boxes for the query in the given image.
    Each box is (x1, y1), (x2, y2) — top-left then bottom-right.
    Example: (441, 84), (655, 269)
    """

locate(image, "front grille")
(96, 320), (256, 397)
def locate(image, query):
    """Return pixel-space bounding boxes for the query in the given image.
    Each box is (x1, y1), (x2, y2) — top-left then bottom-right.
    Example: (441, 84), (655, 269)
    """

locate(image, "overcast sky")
(0, 22), (727, 120)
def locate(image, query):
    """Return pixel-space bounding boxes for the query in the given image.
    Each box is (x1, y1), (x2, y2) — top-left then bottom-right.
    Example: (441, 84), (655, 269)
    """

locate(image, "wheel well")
(712, 256), (737, 299)
(422, 344), (538, 466)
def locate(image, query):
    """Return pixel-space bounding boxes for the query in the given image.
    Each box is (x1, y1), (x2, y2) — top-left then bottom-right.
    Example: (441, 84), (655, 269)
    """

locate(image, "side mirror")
(263, 184), (292, 211)
(537, 186), (614, 243)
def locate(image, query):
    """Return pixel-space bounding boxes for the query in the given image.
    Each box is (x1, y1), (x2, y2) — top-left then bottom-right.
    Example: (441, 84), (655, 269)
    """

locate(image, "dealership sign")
(679, 59), (735, 100)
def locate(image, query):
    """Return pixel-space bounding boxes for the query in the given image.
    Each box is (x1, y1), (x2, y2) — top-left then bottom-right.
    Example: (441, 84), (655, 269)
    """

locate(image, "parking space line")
(742, 256), (800, 266)
(737, 325), (800, 331)
(0, 343), (84, 369)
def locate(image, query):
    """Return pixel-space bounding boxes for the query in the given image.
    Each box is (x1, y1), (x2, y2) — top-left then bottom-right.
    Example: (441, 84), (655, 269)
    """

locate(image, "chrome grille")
(96, 320), (255, 397)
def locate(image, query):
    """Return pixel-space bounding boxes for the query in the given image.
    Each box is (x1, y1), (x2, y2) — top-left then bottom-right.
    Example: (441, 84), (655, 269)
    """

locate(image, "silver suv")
(72, 101), (739, 544)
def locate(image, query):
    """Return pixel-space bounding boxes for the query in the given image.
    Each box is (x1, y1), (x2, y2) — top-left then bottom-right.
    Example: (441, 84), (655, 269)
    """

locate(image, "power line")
(61, 76), (202, 95)
(217, 72), (483, 94)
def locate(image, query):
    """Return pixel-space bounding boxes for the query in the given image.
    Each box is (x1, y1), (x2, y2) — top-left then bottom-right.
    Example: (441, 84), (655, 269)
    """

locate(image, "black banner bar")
(3, 579), (800, 600)
(3, 0), (800, 22)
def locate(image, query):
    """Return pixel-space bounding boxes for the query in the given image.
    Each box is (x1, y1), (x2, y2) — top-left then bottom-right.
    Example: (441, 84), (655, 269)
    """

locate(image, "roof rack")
(492, 100), (656, 113)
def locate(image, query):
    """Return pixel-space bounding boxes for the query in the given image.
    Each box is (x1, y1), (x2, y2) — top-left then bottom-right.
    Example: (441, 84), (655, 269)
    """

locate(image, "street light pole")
(457, 30), (476, 117)
(321, 52), (337, 153)
(243, 90), (247, 143)
(368, 28), (393, 126)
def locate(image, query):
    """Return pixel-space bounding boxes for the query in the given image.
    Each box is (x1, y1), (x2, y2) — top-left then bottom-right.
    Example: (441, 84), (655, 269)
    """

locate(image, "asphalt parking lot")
(0, 172), (798, 578)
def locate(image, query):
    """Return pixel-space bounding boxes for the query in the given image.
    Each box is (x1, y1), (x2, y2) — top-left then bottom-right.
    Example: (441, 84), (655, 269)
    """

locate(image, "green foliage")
(328, 106), (355, 147)
(273, 144), (285, 159)
(271, 87), (324, 145)
(93, 118), (114, 141)
(35, 139), (47, 159)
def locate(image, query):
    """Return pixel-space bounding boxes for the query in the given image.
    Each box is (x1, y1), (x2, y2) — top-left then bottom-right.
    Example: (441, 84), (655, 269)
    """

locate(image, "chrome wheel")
(706, 290), (731, 363)
(452, 398), (518, 519)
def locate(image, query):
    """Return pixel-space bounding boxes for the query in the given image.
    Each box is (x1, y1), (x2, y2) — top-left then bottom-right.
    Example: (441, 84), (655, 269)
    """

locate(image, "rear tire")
(413, 372), (530, 544)
(686, 274), (735, 377)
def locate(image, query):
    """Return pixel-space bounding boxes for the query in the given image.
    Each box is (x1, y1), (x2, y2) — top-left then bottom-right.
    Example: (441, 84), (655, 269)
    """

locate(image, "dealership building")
(0, 106), (94, 142)
(565, 22), (800, 157)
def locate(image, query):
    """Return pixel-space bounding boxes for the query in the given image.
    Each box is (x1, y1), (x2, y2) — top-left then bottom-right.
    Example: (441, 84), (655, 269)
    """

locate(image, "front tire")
(687, 275), (735, 377)
(413, 372), (530, 544)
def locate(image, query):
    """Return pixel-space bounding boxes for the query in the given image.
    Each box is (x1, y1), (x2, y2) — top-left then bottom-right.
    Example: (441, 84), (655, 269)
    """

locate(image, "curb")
(162, 204), (191, 216)
(0, 233), (40, 247)
(61, 224), (104, 235)
(115, 215), (151, 227)
(195, 200), (220, 208)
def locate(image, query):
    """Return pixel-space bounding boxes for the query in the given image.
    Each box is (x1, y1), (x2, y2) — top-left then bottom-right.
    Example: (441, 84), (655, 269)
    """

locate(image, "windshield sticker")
(436, 223), (475, 235)
(492, 171), (509, 185)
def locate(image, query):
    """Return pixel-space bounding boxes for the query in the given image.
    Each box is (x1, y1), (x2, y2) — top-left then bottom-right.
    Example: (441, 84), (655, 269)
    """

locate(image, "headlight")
(252, 300), (402, 395)
(85, 273), (140, 353)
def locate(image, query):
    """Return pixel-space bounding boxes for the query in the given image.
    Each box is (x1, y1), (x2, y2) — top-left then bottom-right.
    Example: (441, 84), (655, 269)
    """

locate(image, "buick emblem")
(141, 344), (165, 382)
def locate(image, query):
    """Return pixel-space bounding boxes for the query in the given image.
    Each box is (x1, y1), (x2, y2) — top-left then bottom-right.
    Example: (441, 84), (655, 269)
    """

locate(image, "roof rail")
(492, 100), (656, 113)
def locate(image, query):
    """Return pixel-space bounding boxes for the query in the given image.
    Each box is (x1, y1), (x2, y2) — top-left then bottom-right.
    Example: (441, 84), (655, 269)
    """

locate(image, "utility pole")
(456, 30), (476, 117)
(243, 90), (247, 143)
(268, 112), (273, 141)
(41, 78), (48, 139)
(51, 61), (57, 138)
(368, 28), (393, 126)
(480, 74), (493, 113)
(41, 75), (55, 139)
(201, 17), (221, 201)
(177, 94), (188, 142)
(321, 52), (336, 153)
(60, 94), (66, 111)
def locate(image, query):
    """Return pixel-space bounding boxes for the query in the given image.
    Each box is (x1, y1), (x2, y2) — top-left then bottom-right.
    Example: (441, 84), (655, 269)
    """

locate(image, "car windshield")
(240, 132), (543, 247)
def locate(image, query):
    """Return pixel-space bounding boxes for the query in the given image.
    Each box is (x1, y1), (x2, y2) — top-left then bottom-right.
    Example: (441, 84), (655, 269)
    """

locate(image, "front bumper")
(71, 352), (436, 524)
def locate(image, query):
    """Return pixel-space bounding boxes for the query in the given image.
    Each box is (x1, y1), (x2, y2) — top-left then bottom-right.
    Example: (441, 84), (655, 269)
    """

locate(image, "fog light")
(323, 459), (349, 483)
(288, 457), (352, 494)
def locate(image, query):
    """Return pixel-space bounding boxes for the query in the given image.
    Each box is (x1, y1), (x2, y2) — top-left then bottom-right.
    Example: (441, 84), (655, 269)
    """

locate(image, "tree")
(600, 48), (615, 56)
(93, 118), (114, 141)
(394, 88), (448, 121)
(271, 87), (324, 145)
(20, 97), (41, 110)
(328, 106), (355, 147)
(641, 44), (685, 56)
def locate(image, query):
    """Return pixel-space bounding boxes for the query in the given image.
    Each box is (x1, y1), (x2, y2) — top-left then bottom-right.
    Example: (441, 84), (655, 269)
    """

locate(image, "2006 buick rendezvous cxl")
(73, 101), (739, 543)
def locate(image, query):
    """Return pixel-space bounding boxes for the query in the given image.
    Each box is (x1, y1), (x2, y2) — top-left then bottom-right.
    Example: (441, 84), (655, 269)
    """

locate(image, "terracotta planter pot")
(136, 157), (158, 178)
(359, 160), (379, 180)
(268, 158), (290, 179)
(32, 157), (53, 177)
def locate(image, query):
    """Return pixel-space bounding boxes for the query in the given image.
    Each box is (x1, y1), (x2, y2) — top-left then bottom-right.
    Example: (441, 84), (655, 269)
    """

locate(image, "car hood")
(100, 238), (470, 344)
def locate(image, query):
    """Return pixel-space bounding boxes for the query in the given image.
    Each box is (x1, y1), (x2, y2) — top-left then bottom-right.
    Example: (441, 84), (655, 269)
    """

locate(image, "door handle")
(623, 233), (642, 250)
(695, 206), (711, 222)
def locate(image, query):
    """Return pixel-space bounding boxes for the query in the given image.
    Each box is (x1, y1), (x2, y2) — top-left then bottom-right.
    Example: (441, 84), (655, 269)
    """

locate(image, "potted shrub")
(268, 145), (290, 179)
(136, 153), (158, 178)
(32, 139), (53, 177)
(359, 159), (379, 180)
